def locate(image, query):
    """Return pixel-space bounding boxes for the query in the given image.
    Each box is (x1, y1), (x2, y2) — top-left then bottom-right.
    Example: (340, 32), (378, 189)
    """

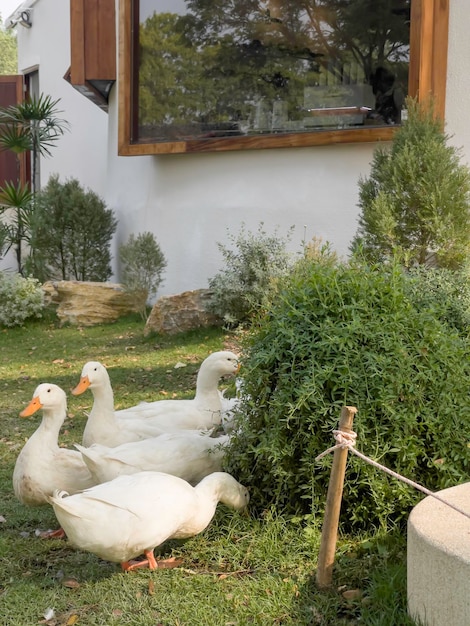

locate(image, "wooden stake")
(315, 405), (357, 589)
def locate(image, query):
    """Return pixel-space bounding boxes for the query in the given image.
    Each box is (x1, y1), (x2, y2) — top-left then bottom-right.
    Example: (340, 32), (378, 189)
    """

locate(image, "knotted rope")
(315, 428), (470, 521)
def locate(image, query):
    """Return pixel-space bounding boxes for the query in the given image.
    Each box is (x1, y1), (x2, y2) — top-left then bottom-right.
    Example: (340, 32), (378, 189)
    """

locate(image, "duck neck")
(88, 381), (116, 422)
(33, 407), (65, 448)
(194, 369), (222, 411)
(82, 381), (117, 446)
(181, 488), (220, 536)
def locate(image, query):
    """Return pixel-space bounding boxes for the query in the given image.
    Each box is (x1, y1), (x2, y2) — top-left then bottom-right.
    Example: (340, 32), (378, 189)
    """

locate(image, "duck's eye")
(47, 388), (52, 393)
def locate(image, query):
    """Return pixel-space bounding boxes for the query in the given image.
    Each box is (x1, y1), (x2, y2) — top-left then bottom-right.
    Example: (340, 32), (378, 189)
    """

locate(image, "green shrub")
(207, 222), (295, 326)
(0, 272), (44, 327)
(351, 98), (470, 269)
(405, 264), (470, 334)
(119, 231), (167, 319)
(225, 257), (470, 530)
(27, 174), (117, 282)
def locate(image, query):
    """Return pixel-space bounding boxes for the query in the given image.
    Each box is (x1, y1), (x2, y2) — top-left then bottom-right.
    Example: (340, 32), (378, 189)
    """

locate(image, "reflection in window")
(135, 0), (410, 144)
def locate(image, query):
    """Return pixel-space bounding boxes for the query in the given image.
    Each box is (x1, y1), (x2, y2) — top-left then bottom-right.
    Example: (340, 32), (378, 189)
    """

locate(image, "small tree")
(28, 175), (117, 282)
(351, 98), (470, 269)
(119, 231), (167, 319)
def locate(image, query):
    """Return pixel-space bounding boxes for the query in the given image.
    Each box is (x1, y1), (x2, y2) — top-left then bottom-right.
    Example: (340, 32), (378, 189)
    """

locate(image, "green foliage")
(207, 223), (295, 327)
(119, 231), (167, 318)
(27, 174), (117, 282)
(225, 256), (470, 530)
(405, 264), (470, 334)
(0, 19), (17, 75)
(0, 271), (44, 327)
(351, 98), (470, 269)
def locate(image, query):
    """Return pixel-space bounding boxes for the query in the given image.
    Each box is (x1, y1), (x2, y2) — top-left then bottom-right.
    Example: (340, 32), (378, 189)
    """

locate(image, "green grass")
(0, 313), (416, 625)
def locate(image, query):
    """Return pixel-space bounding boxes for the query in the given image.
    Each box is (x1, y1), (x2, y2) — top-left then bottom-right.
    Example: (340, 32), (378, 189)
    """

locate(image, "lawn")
(0, 313), (415, 625)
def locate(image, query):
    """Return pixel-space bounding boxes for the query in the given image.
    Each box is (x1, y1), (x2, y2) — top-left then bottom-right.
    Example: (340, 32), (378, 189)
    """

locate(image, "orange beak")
(72, 375), (91, 396)
(20, 395), (43, 418)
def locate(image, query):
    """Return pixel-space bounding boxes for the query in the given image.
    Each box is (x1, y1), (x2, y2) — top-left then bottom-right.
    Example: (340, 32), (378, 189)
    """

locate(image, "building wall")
(445, 0), (470, 162)
(13, 0), (470, 298)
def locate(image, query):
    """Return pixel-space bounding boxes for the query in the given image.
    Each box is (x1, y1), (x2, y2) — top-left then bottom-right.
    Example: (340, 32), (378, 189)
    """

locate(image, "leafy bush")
(351, 98), (470, 269)
(225, 256), (470, 530)
(405, 264), (470, 334)
(119, 231), (167, 318)
(207, 223), (295, 326)
(0, 272), (44, 327)
(27, 175), (117, 282)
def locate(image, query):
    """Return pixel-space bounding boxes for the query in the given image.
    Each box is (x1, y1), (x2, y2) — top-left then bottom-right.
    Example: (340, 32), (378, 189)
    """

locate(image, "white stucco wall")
(10, 0), (470, 298)
(444, 0), (470, 163)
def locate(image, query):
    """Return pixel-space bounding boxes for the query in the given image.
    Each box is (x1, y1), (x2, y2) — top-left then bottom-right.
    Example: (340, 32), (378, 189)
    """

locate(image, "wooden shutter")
(0, 75), (26, 187)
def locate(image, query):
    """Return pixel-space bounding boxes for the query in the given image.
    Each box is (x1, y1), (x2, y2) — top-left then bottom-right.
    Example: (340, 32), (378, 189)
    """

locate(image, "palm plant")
(0, 94), (69, 273)
(0, 94), (69, 194)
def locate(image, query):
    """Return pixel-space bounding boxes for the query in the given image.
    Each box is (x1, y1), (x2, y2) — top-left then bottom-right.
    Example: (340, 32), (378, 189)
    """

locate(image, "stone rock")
(144, 289), (222, 336)
(42, 280), (142, 326)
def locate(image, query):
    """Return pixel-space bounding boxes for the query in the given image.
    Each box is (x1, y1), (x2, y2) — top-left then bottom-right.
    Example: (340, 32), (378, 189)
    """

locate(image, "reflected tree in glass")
(137, 0), (411, 142)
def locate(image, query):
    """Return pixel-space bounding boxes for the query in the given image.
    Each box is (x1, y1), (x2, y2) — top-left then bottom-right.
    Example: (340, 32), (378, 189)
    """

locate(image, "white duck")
(72, 362), (172, 447)
(13, 383), (95, 537)
(74, 352), (239, 446)
(114, 350), (240, 425)
(48, 470), (249, 571)
(74, 430), (229, 485)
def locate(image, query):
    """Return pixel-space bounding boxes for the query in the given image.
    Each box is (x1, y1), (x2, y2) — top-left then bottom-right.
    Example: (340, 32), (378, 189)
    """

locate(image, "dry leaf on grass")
(62, 578), (80, 589)
(342, 589), (363, 601)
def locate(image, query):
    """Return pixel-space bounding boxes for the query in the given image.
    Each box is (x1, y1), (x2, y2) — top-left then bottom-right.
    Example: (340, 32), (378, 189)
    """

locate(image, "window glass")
(135, 0), (411, 144)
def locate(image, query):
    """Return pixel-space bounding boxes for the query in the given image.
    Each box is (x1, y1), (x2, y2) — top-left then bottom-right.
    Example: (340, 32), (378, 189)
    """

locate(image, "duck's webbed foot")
(121, 552), (182, 571)
(38, 527), (66, 539)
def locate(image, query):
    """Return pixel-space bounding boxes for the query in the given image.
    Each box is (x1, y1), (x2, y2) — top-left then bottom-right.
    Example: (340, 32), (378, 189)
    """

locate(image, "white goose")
(48, 470), (249, 571)
(74, 430), (229, 485)
(13, 383), (95, 537)
(114, 350), (240, 424)
(74, 352), (239, 446)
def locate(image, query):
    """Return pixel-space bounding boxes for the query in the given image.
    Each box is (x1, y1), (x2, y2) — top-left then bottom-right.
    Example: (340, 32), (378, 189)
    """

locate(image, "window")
(118, 0), (449, 155)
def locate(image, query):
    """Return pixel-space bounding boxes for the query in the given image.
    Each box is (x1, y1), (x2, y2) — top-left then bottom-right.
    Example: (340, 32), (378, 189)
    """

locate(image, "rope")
(315, 429), (470, 521)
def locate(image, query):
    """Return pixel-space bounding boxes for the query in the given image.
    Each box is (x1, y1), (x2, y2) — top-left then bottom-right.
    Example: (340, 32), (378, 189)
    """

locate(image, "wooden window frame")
(118, 0), (449, 156)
